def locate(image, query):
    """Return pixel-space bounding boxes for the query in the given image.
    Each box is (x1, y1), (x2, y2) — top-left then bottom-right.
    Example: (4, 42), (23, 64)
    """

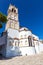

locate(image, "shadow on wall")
(14, 47), (22, 56)
(10, 47), (22, 57)
(10, 46), (36, 57)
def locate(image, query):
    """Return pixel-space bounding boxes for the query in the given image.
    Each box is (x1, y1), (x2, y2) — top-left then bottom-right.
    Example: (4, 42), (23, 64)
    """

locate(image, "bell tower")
(6, 4), (19, 30)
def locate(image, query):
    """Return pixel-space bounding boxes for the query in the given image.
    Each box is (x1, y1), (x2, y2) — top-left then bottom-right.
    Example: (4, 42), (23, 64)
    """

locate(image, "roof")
(32, 34), (39, 40)
(19, 27), (30, 32)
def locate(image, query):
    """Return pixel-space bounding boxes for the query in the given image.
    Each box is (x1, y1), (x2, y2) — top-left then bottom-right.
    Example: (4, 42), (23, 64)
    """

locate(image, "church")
(0, 4), (43, 58)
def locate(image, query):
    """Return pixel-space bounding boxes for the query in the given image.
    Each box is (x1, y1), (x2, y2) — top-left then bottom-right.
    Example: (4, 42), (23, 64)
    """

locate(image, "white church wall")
(19, 39), (29, 47)
(34, 41), (39, 54)
(6, 46), (36, 57)
(19, 30), (32, 39)
(6, 47), (12, 57)
(6, 44), (20, 57)
(6, 42), (15, 57)
(39, 42), (43, 52)
(5, 37), (14, 57)
(6, 38), (19, 57)
(5, 41), (12, 57)
(7, 28), (19, 38)
(6, 36), (36, 57)
(19, 47), (35, 55)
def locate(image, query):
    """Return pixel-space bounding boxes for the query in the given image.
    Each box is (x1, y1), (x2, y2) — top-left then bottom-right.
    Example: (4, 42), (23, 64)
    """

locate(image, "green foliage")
(0, 12), (7, 28)
(0, 24), (2, 28)
(0, 12), (7, 23)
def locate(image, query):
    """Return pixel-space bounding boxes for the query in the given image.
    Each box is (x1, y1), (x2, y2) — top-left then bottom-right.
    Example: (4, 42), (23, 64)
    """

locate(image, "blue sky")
(0, 0), (43, 39)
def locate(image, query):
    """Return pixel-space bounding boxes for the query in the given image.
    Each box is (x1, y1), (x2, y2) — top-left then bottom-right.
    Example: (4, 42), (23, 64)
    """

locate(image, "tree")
(0, 24), (2, 28)
(0, 12), (7, 28)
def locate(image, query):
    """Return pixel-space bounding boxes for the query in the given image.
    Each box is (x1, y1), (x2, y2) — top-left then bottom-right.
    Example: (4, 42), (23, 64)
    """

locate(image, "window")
(14, 10), (16, 13)
(9, 40), (13, 46)
(15, 41), (18, 46)
(25, 40), (27, 43)
(18, 41), (20, 46)
(12, 8), (14, 12)
(9, 39), (14, 46)
(15, 41), (17, 46)
(28, 36), (32, 46)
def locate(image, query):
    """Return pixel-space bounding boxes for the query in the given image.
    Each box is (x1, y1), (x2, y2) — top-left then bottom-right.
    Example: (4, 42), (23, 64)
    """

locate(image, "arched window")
(28, 36), (32, 46)
(15, 41), (17, 46)
(14, 10), (16, 13)
(18, 41), (20, 46)
(12, 8), (14, 12)
(9, 40), (13, 47)
(15, 41), (19, 46)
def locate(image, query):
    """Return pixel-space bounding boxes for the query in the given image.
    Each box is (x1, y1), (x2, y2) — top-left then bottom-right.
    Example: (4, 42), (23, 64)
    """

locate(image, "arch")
(28, 36), (32, 46)
(12, 8), (14, 12)
(14, 10), (16, 13)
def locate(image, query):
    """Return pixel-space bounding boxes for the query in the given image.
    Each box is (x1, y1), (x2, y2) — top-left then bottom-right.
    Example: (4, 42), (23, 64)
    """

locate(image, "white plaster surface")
(7, 28), (19, 38)
(39, 43), (43, 52)
(6, 46), (36, 57)
(19, 30), (32, 39)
